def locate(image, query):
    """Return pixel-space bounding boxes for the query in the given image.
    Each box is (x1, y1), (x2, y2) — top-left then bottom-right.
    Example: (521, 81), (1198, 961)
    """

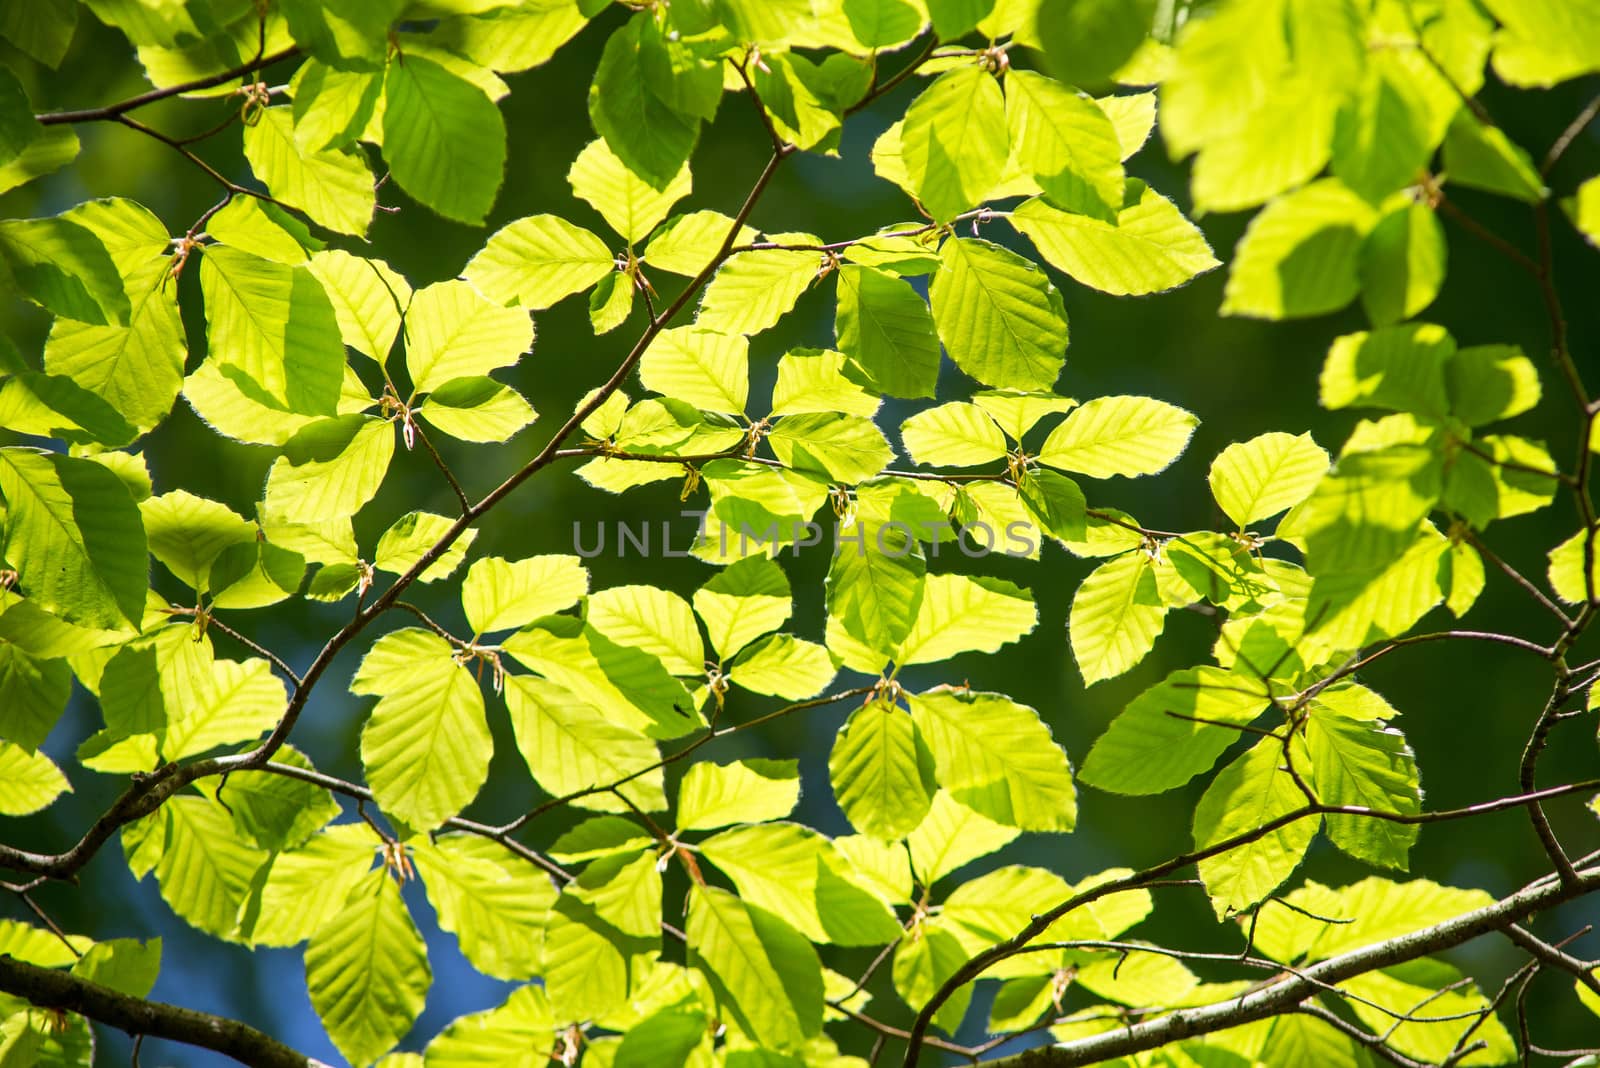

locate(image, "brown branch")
(0, 114), (808, 892)
(961, 858), (1600, 1068)
(35, 47), (302, 126)
(1501, 924), (1600, 996)
(1543, 93), (1600, 176)
(0, 955), (322, 1068)
(900, 779), (1600, 1064)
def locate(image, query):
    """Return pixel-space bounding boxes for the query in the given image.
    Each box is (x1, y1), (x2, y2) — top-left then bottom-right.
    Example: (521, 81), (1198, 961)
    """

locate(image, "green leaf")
(69, 938), (159, 998)
(0, 448), (146, 630)
(210, 747), (338, 853)
(1307, 524), (1448, 650)
(308, 249), (409, 363)
(687, 886), (823, 1050)
(199, 245), (346, 416)
(278, 0), (398, 69)
(835, 265), (940, 399)
(306, 868), (431, 1067)
(1221, 180), (1377, 320)
(354, 629), (492, 829)
(1037, 394), (1197, 479)
(844, 0), (922, 48)
(1080, 666), (1270, 795)
(0, 919), (88, 967)
(1320, 323), (1454, 419)
(1359, 198), (1446, 327)
(899, 402), (1005, 467)
(428, 2), (588, 73)
(697, 245), (819, 337)
(424, 985), (555, 1068)
(1442, 113), (1546, 203)
(908, 688), (1076, 831)
(1442, 537), (1486, 617)
(43, 259), (186, 432)
(1306, 707), (1421, 869)
(588, 14), (705, 190)
(263, 415), (394, 523)
(504, 616), (699, 739)
(825, 521), (926, 656)
(1209, 432), (1330, 529)
(461, 554), (588, 635)
(587, 584), (705, 676)
(200, 535), (304, 610)
(1341, 961), (1514, 1065)
(1331, 66), (1435, 206)
(142, 795), (268, 939)
(644, 210), (755, 276)
(0, 125), (78, 197)
(0, 742), (69, 816)
(417, 376), (538, 442)
(373, 511), (474, 582)
(768, 412), (893, 483)
(679, 759), (800, 830)
(540, 887), (644, 1024)
(1480, 0), (1600, 86)
(404, 279), (534, 395)
(290, 61), (383, 153)
(569, 137), (691, 244)
(162, 655), (287, 762)
(1018, 468), (1089, 545)
(1009, 182), (1218, 297)
(204, 198), (318, 266)
(243, 107), (375, 236)
(930, 237), (1067, 391)
(571, 848), (660, 940)
(1447, 344), (1541, 426)
(463, 214), (616, 310)
(972, 389), (1076, 442)
(829, 701), (935, 840)
(1193, 739), (1320, 918)
(1004, 70), (1123, 220)
(138, 489), (256, 591)
(923, 0), (992, 38)
(907, 790), (1019, 885)
(0, 215), (128, 326)
(1548, 527), (1599, 605)
(0, 0), (77, 67)
(413, 835), (556, 981)
(1069, 551), (1166, 685)
(726, 634), (835, 699)
(693, 556), (792, 660)
(900, 66), (1008, 222)
(0, 371), (136, 447)
(896, 574), (1035, 666)
(892, 923), (973, 1034)
(1033, 0), (1152, 88)
(504, 675), (666, 813)
(0, 644), (70, 751)
(240, 823), (378, 948)
(638, 326), (748, 414)
(383, 55), (506, 223)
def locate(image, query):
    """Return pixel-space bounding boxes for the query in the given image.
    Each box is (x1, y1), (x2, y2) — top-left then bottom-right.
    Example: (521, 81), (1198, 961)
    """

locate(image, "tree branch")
(0, 955), (324, 1068)
(35, 47), (301, 126)
(966, 860), (1600, 1067)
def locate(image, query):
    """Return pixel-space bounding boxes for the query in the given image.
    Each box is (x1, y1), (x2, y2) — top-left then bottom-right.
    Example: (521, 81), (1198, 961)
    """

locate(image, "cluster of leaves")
(1, 0), (1599, 1067)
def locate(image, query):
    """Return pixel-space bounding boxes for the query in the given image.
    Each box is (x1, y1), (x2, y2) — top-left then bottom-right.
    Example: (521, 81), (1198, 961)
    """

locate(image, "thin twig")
(1543, 93), (1600, 175)
(35, 47), (301, 126)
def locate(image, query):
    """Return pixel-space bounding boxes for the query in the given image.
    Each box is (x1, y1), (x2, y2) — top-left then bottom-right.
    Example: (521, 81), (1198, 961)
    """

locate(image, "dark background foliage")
(3, 11), (1597, 1063)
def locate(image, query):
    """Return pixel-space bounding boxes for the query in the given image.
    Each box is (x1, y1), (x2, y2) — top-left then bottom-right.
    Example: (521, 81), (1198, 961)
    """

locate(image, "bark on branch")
(0, 954), (322, 1068)
(974, 862), (1600, 1067)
